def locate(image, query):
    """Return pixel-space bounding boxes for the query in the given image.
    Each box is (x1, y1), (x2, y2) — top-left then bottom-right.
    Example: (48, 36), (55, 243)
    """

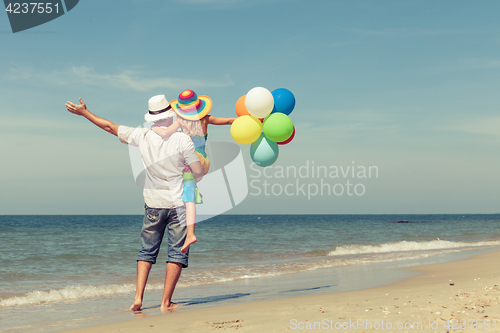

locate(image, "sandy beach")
(61, 250), (500, 333)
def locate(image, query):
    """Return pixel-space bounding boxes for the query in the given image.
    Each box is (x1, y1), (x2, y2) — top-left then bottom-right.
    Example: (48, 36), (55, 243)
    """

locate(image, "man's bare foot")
(160, 302), (182, 313)
(129, 299), (142, 311)
(181, 234), (197, 254)
(131, 311), (146, 318)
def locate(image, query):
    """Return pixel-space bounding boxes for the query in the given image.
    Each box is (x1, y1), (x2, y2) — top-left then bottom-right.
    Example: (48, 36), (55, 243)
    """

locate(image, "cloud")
(291, 109), (399, 142)
(0, 115), (91, 131)
(5, 66), (234, 92)
(342, 28), (465, 37)
(447, 117), (500, 136)
(329, 42), (352, 47)
(444, 58), (500, 71)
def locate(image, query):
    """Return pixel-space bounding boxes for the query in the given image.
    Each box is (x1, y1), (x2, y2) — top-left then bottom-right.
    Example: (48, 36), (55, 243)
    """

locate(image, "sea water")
(1, 214), (500, 332)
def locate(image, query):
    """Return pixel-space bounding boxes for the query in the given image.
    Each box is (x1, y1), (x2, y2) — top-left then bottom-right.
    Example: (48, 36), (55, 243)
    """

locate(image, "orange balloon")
(235, 95), (264, 121)
(235, 95), (249, 117)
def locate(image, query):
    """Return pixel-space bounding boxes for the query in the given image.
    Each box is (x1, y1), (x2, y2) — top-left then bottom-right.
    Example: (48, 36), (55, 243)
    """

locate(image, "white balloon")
(245, 87), (274, 118)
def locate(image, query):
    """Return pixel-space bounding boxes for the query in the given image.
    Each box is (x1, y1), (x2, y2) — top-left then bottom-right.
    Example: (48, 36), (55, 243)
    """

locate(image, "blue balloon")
(250, 133), (279, 167)
(271, 88), (295, 115)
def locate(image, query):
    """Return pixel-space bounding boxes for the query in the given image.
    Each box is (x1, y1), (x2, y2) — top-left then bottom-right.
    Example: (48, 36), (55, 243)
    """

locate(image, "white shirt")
(118, 126), (199, 208)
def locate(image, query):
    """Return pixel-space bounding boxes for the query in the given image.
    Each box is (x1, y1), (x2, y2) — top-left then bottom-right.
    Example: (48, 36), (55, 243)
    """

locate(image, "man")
(65, 96), (203, 312)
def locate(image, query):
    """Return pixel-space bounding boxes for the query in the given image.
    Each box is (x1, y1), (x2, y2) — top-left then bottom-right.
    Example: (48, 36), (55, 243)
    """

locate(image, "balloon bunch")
(230, 87), (296, 167)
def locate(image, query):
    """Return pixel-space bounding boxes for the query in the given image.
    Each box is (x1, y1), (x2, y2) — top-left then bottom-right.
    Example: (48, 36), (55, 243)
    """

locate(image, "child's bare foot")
(160, 302), (182, 313)
(181, 234), (197, 253)
(129, 298), (142, 311)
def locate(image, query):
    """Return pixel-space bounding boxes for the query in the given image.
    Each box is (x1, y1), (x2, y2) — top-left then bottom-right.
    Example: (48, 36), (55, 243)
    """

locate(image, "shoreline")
(60, 249), (500, 333)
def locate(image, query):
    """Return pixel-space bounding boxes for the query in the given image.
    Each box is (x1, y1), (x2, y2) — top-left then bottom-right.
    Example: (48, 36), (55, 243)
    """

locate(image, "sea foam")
(328, 239), (500, 256)
(0, 283), (165, 308)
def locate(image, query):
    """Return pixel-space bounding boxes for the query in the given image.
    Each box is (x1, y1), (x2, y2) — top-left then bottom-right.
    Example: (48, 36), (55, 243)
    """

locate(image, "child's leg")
(181, 202), (197, 254)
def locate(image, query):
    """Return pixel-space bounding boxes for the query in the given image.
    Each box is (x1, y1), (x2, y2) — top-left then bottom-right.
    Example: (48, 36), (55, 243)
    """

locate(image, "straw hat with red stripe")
(170, 90), (212, 121)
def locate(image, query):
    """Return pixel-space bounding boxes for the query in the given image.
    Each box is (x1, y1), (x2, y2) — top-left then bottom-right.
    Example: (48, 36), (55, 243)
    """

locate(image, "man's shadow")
(142, 292), (251, 310)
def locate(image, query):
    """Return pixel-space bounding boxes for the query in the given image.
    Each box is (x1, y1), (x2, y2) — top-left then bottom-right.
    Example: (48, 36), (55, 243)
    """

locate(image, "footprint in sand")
(210, 319), (244, 330)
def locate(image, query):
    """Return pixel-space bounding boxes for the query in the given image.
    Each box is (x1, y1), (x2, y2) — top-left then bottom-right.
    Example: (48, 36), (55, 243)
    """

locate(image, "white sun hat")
(144, 95), (175, 123)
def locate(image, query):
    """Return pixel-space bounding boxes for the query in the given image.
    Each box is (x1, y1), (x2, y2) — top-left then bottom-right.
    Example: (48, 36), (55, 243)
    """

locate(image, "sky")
(1, 0), (500, 214)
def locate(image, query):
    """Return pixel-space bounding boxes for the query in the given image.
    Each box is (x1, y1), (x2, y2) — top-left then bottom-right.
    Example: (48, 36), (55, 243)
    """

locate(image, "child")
(151, 90), (235, 253)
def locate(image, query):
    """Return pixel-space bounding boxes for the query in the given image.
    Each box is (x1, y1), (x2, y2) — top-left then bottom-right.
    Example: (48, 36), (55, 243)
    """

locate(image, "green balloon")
(250, 133), (279, 167)
(263, 112), (294, 142)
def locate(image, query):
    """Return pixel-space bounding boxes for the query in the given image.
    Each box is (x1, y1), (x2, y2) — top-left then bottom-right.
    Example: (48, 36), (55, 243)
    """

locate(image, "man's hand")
(65, 98), (119, 136)
(65, 98), (88, 116)
(189, 161), (204, 183)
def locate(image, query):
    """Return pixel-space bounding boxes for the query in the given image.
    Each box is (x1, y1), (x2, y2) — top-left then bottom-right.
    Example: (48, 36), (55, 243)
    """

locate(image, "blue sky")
(1, 0), (499, 214)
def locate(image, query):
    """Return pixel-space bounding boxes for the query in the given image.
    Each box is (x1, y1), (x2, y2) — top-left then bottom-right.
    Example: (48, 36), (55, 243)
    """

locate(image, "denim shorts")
(137, 204), (189, 268)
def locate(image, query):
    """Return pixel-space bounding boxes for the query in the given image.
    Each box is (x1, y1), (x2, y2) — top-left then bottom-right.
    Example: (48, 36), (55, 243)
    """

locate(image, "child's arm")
(207, 115), (236, 125)
(151, 119), (181, 137)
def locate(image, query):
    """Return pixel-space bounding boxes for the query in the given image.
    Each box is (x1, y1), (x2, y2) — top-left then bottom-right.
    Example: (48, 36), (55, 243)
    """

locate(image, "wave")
(0, 283), (159, 308)
(328, 239), (500, 256)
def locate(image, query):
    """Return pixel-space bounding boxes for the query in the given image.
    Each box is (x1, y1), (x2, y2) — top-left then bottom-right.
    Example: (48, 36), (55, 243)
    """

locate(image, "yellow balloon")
(230, 115), (263, 145)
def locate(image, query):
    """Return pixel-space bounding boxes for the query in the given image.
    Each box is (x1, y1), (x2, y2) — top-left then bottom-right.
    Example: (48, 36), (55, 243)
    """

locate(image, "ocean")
(1, 214), (500, 332)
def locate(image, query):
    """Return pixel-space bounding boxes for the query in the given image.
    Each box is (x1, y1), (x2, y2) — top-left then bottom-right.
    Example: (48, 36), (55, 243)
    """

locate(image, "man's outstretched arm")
(66, 98), (120, 136)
